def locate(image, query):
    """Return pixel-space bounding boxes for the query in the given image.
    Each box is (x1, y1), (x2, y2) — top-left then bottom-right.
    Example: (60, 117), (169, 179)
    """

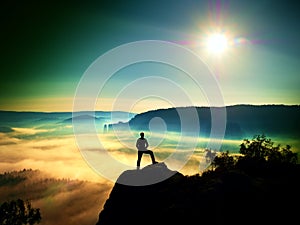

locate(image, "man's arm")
(145, 139), (149, 148)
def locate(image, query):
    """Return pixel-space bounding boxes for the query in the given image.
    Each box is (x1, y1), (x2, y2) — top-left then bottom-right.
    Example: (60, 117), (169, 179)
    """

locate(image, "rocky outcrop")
(96, 161), (300, 225)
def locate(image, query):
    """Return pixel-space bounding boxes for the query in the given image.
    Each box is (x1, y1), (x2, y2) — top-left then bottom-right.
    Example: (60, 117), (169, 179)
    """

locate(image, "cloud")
(0, 133), (20, 145)
(12, 127), (52, 135)
(0, 132), (108, 182)
(0, 127), (228, 181)
(32, 181), (112, 225)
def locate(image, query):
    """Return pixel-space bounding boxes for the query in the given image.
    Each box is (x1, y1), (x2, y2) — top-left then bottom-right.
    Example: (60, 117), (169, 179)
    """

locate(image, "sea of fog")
(0, 110), (299, 180)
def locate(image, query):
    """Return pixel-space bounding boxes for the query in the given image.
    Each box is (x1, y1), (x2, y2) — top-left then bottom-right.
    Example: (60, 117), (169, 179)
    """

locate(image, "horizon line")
(0, 103), (299, 114)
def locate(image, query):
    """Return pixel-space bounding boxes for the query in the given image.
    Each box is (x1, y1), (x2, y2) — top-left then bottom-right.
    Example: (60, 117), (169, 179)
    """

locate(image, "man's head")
(140, 132), (144, 138)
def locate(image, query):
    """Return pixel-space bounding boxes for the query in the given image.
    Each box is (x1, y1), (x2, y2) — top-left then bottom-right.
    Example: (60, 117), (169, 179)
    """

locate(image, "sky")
(1, 0), (299, 112)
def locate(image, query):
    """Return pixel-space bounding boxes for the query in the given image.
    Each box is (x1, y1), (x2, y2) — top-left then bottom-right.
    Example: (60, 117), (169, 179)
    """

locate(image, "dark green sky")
(1, 0), (299, 111)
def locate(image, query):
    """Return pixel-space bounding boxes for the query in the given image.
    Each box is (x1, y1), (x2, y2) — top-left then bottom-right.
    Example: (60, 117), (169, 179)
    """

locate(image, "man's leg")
(147, 150), (157, 164)
(137, 151), (143, 167)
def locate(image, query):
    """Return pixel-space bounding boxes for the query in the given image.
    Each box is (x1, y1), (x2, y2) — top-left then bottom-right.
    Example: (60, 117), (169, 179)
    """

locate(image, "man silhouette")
(136, 132), (158, 168)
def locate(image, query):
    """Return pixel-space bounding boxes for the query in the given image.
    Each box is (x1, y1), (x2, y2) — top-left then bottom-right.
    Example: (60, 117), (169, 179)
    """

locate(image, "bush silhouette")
(211, 134), (298, 173)
(240, 134), (298, 163)
(0, 199), (41, 225)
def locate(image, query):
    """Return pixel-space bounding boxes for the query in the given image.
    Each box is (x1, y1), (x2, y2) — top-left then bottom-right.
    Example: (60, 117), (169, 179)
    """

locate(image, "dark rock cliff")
(96, 162), (300, 225)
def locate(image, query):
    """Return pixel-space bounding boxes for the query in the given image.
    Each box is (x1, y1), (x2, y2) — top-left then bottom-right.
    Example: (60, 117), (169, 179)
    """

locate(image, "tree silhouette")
(0, 199), (41, 225)
(211, 150), (235, 171)
(210, 134), (298, 172)
(239, 134), (297, 163)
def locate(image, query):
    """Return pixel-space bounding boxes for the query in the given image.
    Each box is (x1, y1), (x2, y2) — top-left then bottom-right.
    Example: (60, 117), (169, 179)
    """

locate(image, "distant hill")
(0, 110), (136, 127)
(62, 115), (106, 123)
(108, 105), (300, 139)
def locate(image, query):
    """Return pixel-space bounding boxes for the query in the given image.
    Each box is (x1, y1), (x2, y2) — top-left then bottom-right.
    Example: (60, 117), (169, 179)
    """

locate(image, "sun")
(206, 33), (228, 54)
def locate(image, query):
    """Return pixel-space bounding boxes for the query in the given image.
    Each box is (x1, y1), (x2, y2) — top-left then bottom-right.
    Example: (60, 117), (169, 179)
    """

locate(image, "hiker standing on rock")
(136, 132), (158, 168)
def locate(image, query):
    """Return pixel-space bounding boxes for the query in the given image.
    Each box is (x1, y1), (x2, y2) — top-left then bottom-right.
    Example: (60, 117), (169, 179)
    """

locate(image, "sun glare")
(206, 33), (228, 54)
